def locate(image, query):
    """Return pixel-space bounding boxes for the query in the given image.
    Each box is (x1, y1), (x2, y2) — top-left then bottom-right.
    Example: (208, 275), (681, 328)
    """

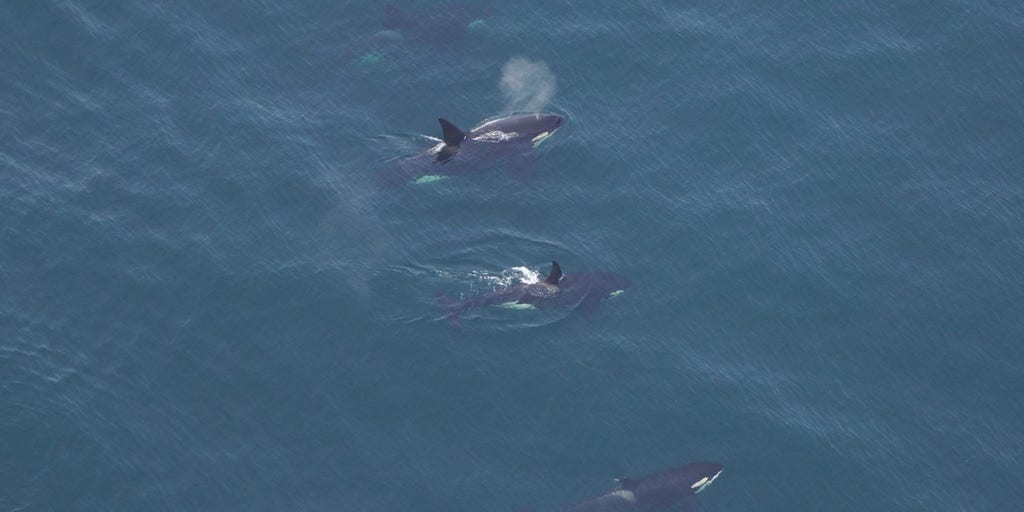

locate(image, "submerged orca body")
(346, 4), (487, 64)
(382, 4), (487, 46)
(440, 261), (629, 324)
(557, 462), (724, 512)
(377, 113), (565, 186)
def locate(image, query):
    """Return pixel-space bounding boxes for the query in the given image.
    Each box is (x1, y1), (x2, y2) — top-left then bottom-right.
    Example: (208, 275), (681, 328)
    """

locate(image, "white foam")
(470, 266), (539, 289)
(473, 130), (517, 143)
(426, 140), (445, 155)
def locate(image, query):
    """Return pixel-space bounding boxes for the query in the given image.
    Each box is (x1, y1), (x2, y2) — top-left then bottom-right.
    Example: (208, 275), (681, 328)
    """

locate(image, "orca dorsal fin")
(617, 477), (638, 490)
(543, 261), (562, 285)
(438, 118), (466, 146)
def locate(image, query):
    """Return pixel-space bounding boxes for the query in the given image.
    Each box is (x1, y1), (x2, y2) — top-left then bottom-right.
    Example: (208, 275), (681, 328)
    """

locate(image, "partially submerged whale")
(557, 462), (724, 512)
(377, 113), (565, 186)
(439, 261), (629, 325)
(346, 4), (487, 65)
(382, 4), (487, 46)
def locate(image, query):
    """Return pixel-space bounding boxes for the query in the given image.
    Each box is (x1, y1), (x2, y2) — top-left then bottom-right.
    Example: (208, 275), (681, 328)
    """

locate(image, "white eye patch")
(692, 470), (722, 494)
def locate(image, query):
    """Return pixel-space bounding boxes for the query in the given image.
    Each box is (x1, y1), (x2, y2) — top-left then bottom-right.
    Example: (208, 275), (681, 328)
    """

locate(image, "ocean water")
(2, 1), (1023, 510)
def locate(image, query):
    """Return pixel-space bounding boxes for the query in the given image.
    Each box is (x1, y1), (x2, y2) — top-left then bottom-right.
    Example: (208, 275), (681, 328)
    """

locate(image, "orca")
(556, 462), (724, 512)
(377, 113), (565, 186)
(345, 4), (488, 65)
(439, 261), (629, 325)
(382, 4), (487, 47)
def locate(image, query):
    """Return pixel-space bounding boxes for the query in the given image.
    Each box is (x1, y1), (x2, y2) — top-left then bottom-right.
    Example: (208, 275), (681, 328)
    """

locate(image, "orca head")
(527, 113), (565, 133)
(522, 113), (564, 144)
(676, 462), (724, 495)
(472, 113), (565, 143)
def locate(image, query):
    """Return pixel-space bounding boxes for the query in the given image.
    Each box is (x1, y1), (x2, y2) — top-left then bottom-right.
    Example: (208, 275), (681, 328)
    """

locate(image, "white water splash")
(499, 57), (556, 112)
(468, 266), (541, 289)
(505, 266), (541, 284)
(438, 265), (542, 299)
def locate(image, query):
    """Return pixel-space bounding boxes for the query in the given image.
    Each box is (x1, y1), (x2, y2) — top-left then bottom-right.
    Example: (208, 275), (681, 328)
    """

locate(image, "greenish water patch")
(355, 52), (384, 65)
(374, 29), (404, 41)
